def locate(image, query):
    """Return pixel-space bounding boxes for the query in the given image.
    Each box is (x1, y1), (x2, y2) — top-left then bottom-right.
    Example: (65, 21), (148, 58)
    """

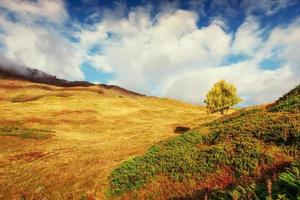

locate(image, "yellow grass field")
(0, 78), (219, 199)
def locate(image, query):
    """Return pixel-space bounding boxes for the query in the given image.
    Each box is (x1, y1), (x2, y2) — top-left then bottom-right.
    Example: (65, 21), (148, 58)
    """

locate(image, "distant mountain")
(0, 65), (92, 87)
(0, 65), (144, 97)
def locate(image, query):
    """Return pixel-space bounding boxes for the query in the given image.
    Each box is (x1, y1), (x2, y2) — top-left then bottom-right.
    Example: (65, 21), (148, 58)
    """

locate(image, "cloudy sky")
(0, 0), (299, 105)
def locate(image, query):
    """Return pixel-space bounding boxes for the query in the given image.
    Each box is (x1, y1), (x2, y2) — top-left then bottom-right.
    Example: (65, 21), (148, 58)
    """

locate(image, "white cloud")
(242, 0), (295, 16)
(0, 0), (66, 23)
(267, 19), (300, 74)
(232, 17), (262, 55)
(163, 62), (297, 105)
(77, 7), (300, 105)
(78, 24), (108, 48)
(86, 54), (112, 73)
(0, 1), (299, 105)
(78, 9), (232, 94)
(0, 0), (84, 80)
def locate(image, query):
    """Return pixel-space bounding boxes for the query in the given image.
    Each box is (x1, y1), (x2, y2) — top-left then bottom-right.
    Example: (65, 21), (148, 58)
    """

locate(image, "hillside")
(0, 65), (144, 97)
(107, 85), (300, 199)
(268, 84), (300, 113)
(1, 67), (299, 200)
(0, 70), (220, 199)
(0, 65), (92, 87)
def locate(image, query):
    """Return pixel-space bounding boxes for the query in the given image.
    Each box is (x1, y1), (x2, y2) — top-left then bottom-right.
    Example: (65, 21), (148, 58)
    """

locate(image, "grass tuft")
(0, 126), (54, 139)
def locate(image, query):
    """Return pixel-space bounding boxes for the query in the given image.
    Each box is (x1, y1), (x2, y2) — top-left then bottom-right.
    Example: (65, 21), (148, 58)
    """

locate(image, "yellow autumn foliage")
(204, 80), (242, 115)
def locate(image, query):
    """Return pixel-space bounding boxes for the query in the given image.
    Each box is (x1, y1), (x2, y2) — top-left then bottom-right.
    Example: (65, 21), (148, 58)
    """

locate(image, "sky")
(0, 0), (299, 105)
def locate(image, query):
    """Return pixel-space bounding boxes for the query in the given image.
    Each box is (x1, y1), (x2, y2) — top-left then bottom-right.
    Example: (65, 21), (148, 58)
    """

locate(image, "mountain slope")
(107, 84), (300, 199)
(0, 65), (144, 97)
(268, 84), (300, 113)
(0, 65), (92, 87)
(0, 69), (220, 199)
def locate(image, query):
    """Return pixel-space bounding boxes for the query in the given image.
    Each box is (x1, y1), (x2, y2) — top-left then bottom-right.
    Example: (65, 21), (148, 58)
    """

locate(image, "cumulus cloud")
(0, 0), (67, 23)
(77, 5), (300, 105)
(0, 0), (84, 80)
(232, 17), (262, 55)
(163, 16), (300, 104)
(78, 9), (232, 93)
(0, 21), (83, 80)
(163, 62), (296, 105)
(0, 0), (299, 105)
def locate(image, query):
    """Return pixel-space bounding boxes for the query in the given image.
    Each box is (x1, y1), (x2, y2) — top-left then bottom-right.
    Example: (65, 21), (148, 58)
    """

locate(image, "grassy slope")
(0, 78), (219, 199)
(268, 84), (300, 113)
(108, 87), (300, 199)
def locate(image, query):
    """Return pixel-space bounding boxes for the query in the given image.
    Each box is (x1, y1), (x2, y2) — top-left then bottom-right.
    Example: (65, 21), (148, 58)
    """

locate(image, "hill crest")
(0, 65), (144, 97)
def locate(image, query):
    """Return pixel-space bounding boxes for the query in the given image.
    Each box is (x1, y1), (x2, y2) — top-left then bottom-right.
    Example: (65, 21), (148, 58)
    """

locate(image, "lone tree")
(204, 80), (242, 115)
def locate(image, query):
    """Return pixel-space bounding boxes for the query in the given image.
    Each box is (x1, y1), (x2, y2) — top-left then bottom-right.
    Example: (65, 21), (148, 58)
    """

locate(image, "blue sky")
(0, 0), (299, 105)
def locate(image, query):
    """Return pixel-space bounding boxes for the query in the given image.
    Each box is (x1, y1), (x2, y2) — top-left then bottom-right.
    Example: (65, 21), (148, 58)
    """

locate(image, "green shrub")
(209, 161), (300, 200)
(108, 131), (230, 196)
(268, 84), (300, 113)
(274, 161), (300, 199)
(231, 136), (261, 176)
(206, 109), (300, 148)
(108, 128), (270, 196)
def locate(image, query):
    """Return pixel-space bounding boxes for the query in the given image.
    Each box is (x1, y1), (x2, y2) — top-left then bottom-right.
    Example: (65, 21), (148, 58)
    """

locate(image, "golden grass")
(0, 78), (220, 199)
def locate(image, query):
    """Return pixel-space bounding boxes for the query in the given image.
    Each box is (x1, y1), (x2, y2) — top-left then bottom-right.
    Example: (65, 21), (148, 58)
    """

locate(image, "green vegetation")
(269, 84), (300, 113)
(276, 162), (300, 199)
(0, 126), (54, 139)
(204, 80), (242, 115)
(208, 161), (300, 200)
(108, 107), (299, 197)
(206, 109), (300, 148)
(107, 83), (300, 199)
(108, 131), (230, 196)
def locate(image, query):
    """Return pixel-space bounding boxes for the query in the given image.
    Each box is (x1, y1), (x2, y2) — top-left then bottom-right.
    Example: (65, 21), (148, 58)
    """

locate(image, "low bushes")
(108, 132), (230, 196)
(108, 128), (273, 196)
(206, 109), (300, 148)
(208, 161), (300, 200)
(268, 84), (300, 113)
